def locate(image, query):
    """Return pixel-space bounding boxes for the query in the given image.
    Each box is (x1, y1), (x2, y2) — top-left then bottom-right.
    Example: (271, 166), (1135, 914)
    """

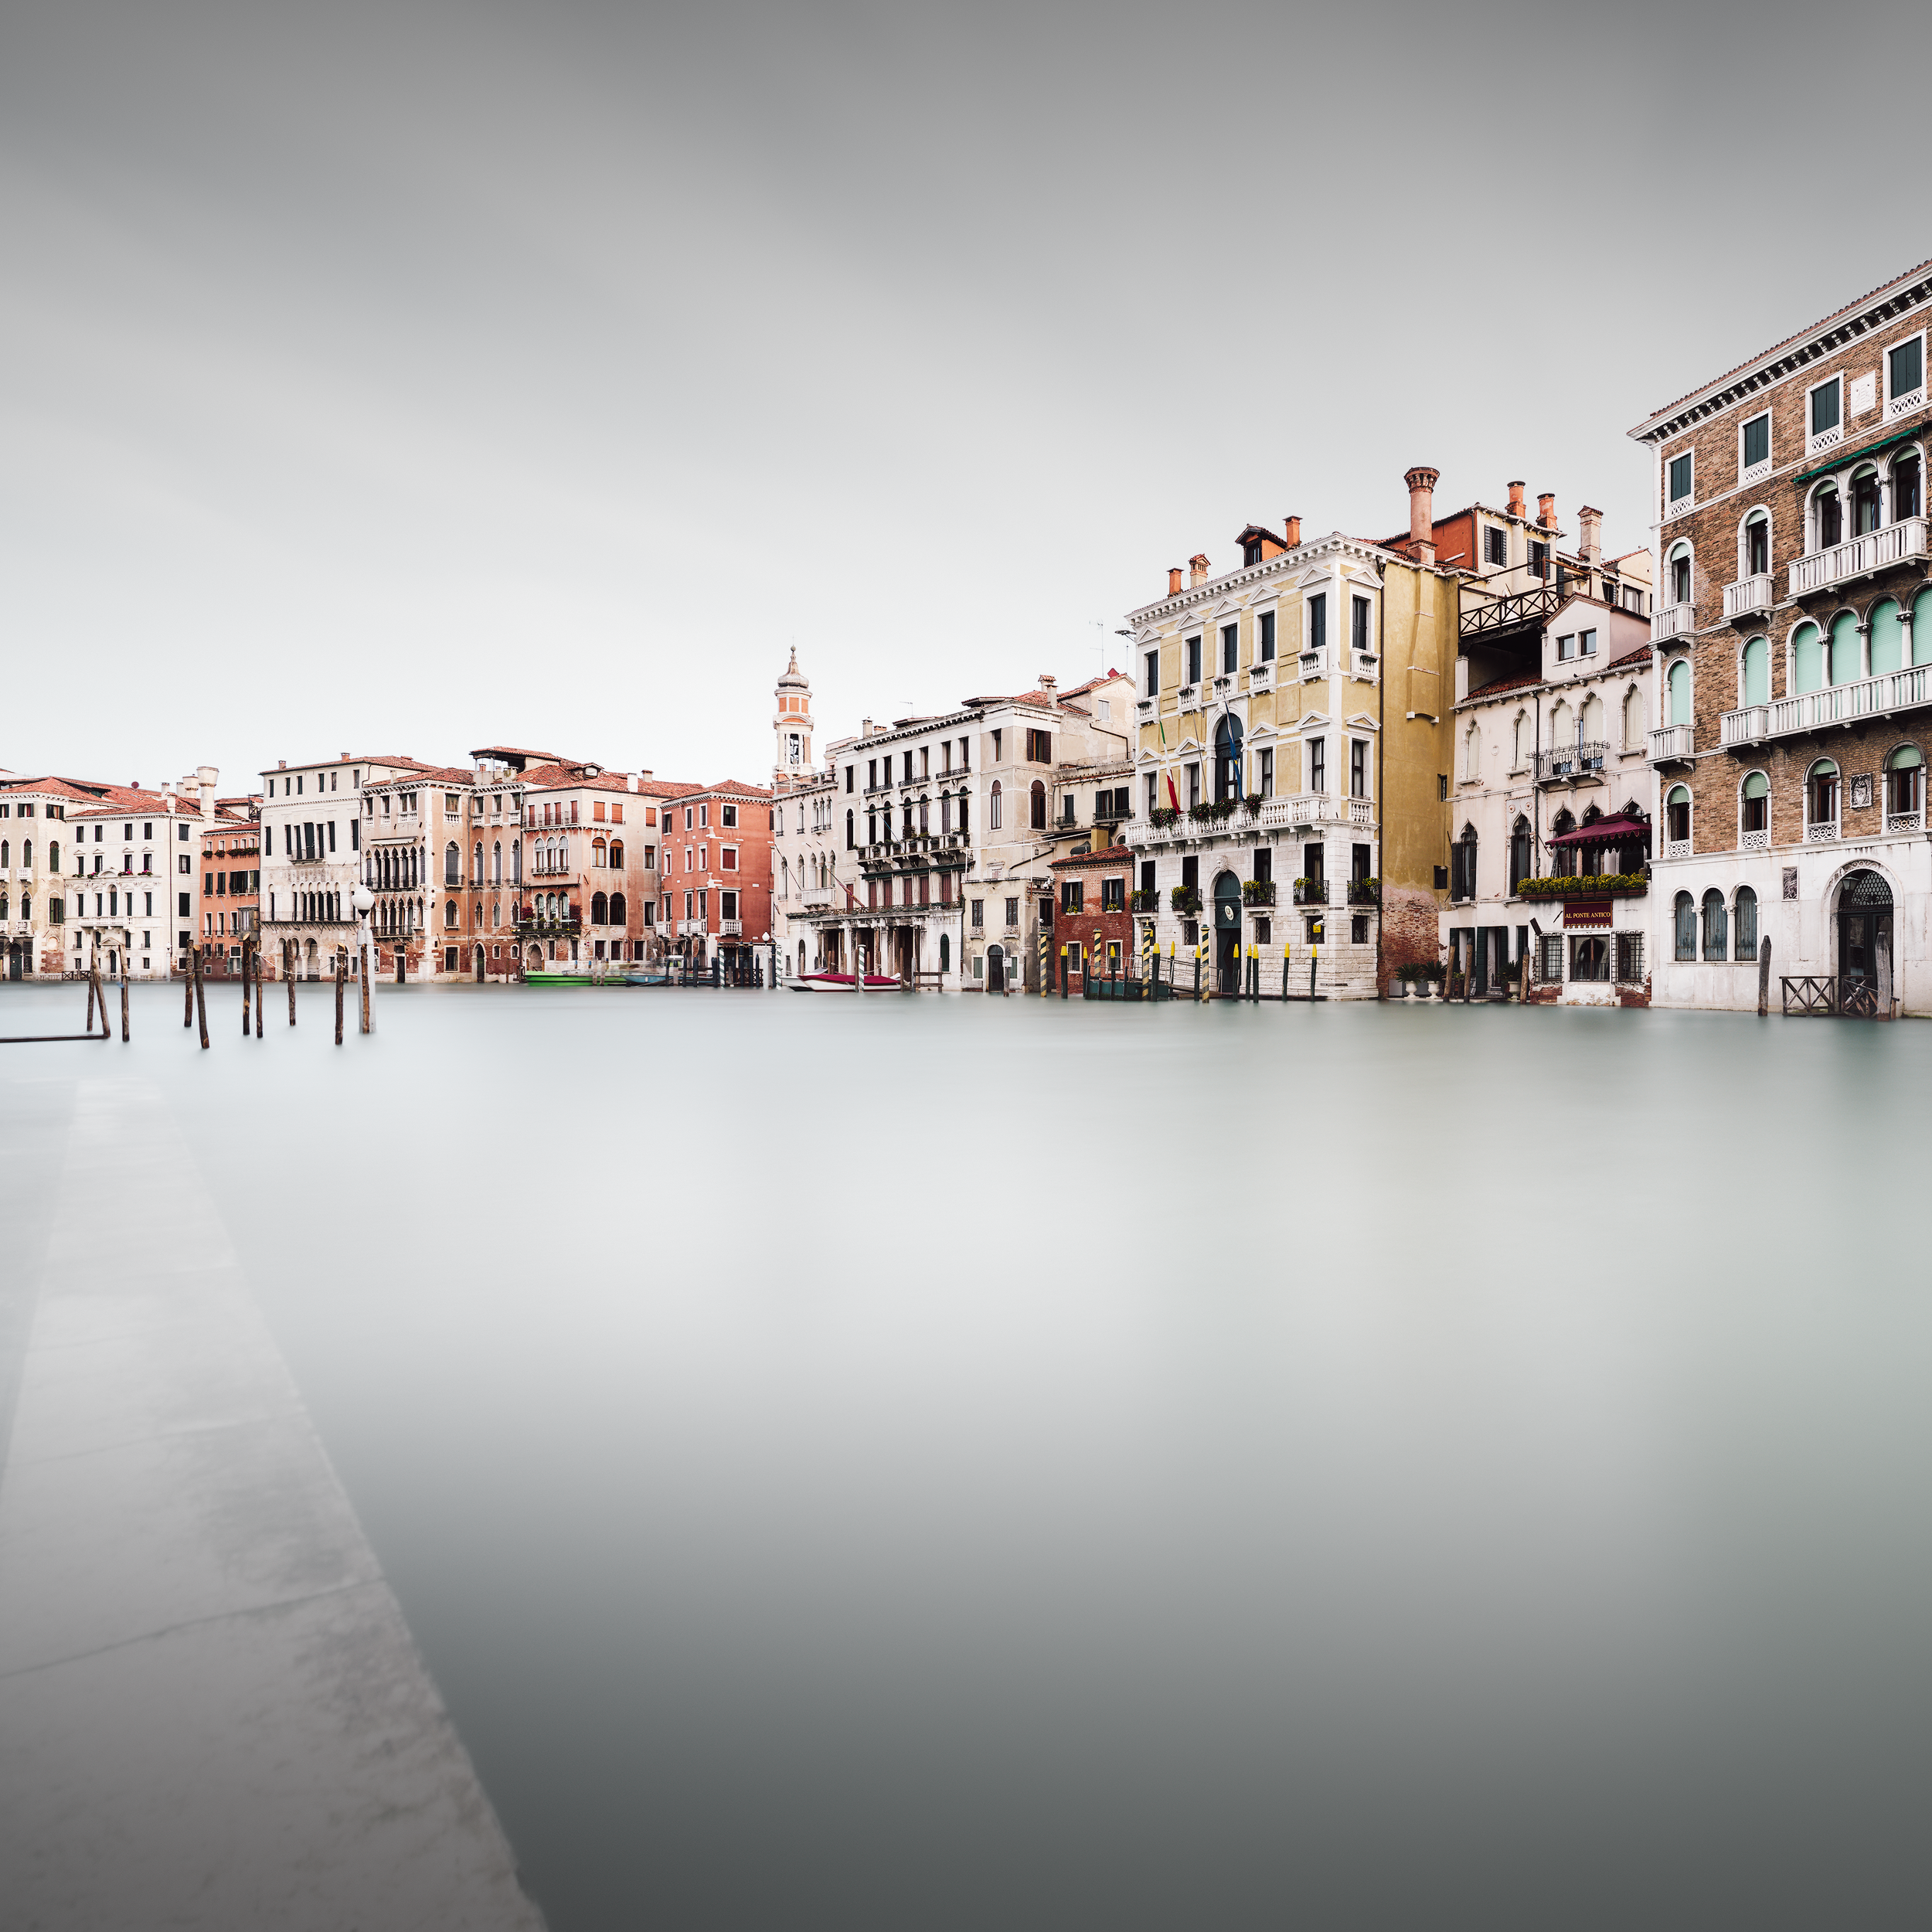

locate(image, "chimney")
(1189, 553), (1209, 586)
(1577, 505), (1603, 568)
(1507, 480), (1526, 519)
(1537, 492), (1556, 531)
(626, 772), (639, 793)
(1039, 674), (1056, 697)
(197, 765), (218, 819)
(861, 717), (872, 738)
(1284, 515), (1301, 548)
(638, 768), (652, 781)
(1168, 566), (1183, 597)
(1404, 467), (1439, 565)
(277, 758), (287, 770)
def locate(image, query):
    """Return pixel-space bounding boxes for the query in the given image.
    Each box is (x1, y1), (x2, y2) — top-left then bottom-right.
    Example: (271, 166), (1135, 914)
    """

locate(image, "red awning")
(1547, 815), (1650, 848)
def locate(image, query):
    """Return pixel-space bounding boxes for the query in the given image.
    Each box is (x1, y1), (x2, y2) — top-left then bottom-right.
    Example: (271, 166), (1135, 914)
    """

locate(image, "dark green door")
(1213, 873), (1242, 992)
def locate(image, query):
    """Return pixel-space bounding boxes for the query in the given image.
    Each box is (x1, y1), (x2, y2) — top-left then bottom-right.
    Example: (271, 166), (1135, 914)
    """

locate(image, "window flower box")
(1241, 879), (1276, 907)
(1169, 886), (1202, 914)
(1515, 872), (1648, 900)
(1130, 889), (1160, 913)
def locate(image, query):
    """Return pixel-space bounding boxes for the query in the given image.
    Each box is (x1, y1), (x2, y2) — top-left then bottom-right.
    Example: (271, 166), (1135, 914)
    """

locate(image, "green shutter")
(1793, 623), (1823, 693)
(1915, 589), (1932, 667)
(1743, 636), (1769, 706)
(1869, 599), (1903, 676)
(1830, 611), (1860, 686)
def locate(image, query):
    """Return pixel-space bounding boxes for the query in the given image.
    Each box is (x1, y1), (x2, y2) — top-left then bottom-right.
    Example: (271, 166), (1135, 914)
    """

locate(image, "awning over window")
(1546, 814), (1650, 849)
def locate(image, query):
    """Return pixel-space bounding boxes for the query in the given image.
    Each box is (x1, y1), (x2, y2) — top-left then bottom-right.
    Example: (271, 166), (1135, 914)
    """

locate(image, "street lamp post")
(352, 883), (375, 1033)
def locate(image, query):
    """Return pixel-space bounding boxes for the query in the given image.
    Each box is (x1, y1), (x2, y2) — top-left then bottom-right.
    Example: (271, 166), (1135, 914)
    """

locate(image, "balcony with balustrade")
(1654, 601), (1696, 641)
(1789, 516), (1930, 597)
(1536, 741), (1609, 784)
(1247, 661), (1274, 692)
(1723, 575), (1775, 623)
(1720, 665), (1932, 747)
(1257, 794), (1375, 831)
(1649, 725), (1696, 764)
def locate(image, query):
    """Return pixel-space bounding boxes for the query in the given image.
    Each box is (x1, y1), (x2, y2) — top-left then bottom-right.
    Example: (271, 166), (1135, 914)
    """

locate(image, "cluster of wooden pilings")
(180, 935), (373, 1049)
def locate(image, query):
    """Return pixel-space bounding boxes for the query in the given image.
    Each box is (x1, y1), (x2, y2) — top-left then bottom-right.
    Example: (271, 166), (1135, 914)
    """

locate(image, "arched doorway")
(987, 943), (1005, 992)
(473, 944), (485, 983)
(939, 931), (951, 976)
(304, 937), (318, 980)
(1213, 870), (1242, 992)
(1838, 869), (1893, 1015)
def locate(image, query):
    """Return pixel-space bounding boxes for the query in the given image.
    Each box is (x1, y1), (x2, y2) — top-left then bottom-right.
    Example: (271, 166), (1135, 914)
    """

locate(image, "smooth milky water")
(4, 983), (1930, 1928)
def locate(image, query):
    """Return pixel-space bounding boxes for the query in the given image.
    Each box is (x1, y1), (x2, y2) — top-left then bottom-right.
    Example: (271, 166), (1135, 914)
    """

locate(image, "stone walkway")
(0, 1073), (544, 1930)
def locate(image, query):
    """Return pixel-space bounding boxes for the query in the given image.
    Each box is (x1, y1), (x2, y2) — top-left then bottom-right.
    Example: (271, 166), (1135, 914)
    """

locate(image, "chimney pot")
(1507, 481), (1526, 519)
(1284, 515), (1301, 548)
(1537, 492), (1556, 531)
(1404, 466), (1440, 566)
(1168, 566), (1183, 596)
(1189, 553), (1209, 586)
(1577, 505), (1604, 568)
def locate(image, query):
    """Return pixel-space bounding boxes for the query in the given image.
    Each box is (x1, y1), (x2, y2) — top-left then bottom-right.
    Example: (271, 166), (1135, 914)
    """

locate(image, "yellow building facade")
(1122, 482), (1457, 996)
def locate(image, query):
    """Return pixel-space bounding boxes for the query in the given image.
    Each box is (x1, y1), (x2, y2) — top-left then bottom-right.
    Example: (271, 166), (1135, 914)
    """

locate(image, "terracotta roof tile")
(1604, 643), (1652, 672)
(1049, 843), (1135, 869)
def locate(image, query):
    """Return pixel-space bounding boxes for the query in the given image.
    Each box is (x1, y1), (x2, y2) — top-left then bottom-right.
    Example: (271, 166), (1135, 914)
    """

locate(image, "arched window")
(1674, 890), (1696, 961)
(473, 841), (483, 883)
(1701, 888), (1727, 961)
(1741, 770), (1769, 841)
(46, 841), (55, 871)
(1792, 621), (1823, 694)
(1807, 758), (1839, 830)
(1667, 659), (1691, 725)
(1869, 598), (1903, 676)
(609, 840), (623, 869)
(592, 838), (607, 868)
(989, 782), (1002, 830)
(1893, 448), (1923, 521)
(1580, 692), (1604, 749)
(1852, 465), (1881, 536)
(445, 900), (459, 929)
(1029, 780), (1046, 828)
(1451, 824), (1478, 901)
(1734, 886), (1758, 960)
(1814, 482), (1842, 549)
(444, 842), (459, 885)
(1665, 784), (1690, 845)
(1213, 714), (1243, 801)
(1885, 744), (1923, 821)
(1550, 699), (1573, 746)
(939, 932), (951, 974)
(1743, 509), (1770, 579)
(1828, 610), (1859, 687)
(0, 840), (7, 867)
(492, 841), (502, 884)
(1668, 541), (1692, 607)
(1512, 713), (1526, 767)
(1463, 721), (1481, 781)
(1623, 688), (1645, 748)
(1509, 816), (1531, 894)
(1742, 635), (1769, 706)
(591, 891), (608, 925)
(609, 893), (626, 926)
(845, 808), (855, 849)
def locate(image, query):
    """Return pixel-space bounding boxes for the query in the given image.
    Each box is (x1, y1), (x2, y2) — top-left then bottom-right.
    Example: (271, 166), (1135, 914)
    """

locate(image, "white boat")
(787, 972), (901, 993)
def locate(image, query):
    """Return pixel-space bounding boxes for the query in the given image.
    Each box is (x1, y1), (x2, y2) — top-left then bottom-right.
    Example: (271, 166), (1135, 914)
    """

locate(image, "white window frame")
(1806, 374), (1844, 457)
(1884, 327), (1927, 420)
(1556, 632), (1574, 662)
(1738, 769), (1771, 851)
(1666, 447), (1694, 512)
(1738, 409), (1773, 489)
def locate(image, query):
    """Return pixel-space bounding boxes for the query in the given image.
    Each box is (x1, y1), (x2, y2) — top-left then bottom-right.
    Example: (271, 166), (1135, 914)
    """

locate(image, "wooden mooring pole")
(287, 940), (297, 1026)
(335, 948), (345, 1045)
(193, 944), (209, 1049)
(359, 934), (372, 1034)
(184, 947), (194, 1028)
(241, 937), (253, 1036)
(1757, 937), (1771, 1018)
(86, 957), (97, 1032)
(120, 947), (130, 1043)
(88, 956), (109, 1043)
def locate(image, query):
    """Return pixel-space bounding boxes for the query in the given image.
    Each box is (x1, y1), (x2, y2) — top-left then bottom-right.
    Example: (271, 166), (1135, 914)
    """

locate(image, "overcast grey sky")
(2, 0), (1924, 793)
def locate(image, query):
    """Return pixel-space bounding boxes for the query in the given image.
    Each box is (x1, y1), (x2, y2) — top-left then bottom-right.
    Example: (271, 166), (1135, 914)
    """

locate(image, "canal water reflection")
(9, 985), (1931, 1928)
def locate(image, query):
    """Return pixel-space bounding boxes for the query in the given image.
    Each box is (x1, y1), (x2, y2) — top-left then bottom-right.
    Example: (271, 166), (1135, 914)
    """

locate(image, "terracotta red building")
(1047, 840), (1135, 992)
(659, 779), (774, 978)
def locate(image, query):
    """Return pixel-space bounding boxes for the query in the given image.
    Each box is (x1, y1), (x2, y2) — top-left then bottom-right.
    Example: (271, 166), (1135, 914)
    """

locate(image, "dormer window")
(1243, 538), (1263, 566)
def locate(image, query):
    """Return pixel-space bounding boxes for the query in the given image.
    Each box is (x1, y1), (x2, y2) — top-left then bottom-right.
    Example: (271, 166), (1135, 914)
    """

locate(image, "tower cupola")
(774, 648), (815, 779)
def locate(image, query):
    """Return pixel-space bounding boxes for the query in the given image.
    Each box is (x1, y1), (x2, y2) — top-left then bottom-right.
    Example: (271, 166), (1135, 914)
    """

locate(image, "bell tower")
(773, 648), (814, 781)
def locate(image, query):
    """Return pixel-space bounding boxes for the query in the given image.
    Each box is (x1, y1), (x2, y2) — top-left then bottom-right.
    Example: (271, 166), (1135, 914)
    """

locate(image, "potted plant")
(1170, 885), (1202, 914)
(1241, 878), (1276, 907)
(1241, 793), (1264, 815)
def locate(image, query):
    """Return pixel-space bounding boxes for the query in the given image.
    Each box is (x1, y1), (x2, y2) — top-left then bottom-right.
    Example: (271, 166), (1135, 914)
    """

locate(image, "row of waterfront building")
(7, 260), (1932, 1014)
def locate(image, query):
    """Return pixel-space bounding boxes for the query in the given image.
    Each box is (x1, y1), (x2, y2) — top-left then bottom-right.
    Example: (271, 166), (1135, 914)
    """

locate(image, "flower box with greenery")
(1148, 804), (1180, 828)
(1516, 872), (1648, 900)
(1292, 878), (1328, 906)
(1188, 798), (1236, 825)
(1170, 886), (1202, 914)
(1130, 888), (1160, 913)
(1241, 793), (1264, 815)
(1346, 877), (1381, 906)
(1242, 879), (1276, 907)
